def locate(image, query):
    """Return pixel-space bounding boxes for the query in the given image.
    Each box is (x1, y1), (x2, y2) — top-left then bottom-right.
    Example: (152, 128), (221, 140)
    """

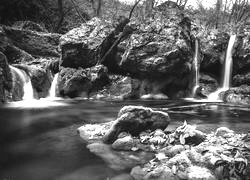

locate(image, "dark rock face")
(198, 73), (219, 97)
(12, 21), (48, 33)
(1, 25), (61, 57)
(200, 31), (229, 78)
(91, 75), (132, 100)
(233, 33), (250, 74)
(29, 65), (51, 98)
(233, 72), (250, 86)
(2, 45), (34, 64)
(0, 52), (12, 103)
(103, 106), (170, 144)
(60, 18), (115, 69)
(223, 85), (250, 105)
(58, 65), (109, 98)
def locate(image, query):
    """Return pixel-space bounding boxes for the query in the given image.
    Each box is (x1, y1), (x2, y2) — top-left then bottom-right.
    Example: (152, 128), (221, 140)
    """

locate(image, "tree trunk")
(55, 0), (64, 32)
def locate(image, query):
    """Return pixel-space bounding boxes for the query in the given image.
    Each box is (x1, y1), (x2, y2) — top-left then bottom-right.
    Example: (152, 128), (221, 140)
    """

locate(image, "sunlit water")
(0, 99), (250, 180)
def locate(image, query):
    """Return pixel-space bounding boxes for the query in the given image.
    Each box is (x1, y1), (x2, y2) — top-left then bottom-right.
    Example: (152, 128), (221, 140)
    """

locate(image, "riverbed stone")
(111, 135), (135, 151)
(103, 106), (170, 144)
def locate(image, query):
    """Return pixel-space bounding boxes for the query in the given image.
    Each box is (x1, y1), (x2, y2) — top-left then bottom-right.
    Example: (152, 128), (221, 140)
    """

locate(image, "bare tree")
(176, 0), (189, 9)
(90, 0), (103, 17)
(229, 0), (250, 25)
(144, 0), (155, 18)
(54, 0), (64, 32)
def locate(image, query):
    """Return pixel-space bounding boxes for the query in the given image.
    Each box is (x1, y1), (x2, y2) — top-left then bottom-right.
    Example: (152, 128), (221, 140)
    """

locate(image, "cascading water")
(10, 66), (34, 100)
(47, 73), (59, 98)
(192, 38), (200, 97)
(208, 34), (237, 101)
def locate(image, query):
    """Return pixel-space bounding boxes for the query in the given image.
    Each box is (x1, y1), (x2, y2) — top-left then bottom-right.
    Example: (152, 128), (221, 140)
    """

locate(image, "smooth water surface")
(0, 99), (250, 180)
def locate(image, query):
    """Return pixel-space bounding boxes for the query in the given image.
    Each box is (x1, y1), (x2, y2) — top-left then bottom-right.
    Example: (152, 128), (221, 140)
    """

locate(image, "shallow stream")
(0, 99), (249, 179)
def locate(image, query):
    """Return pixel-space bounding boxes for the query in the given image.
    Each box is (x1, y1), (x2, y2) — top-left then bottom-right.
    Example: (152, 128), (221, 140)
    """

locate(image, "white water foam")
(47, 73), (59, 99)
(10, 66), (34, 100)
(192, 39), (199, 97)
(207, 34), (236, 101)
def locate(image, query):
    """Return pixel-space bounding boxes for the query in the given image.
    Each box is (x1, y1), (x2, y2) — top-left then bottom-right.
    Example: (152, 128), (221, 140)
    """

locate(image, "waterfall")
(208, 34), (236, 101)
(192, 38), (200, 97)
(223, 34), (236, 89)
(47, 73), (59, 98)
(10, 66), (34, 100)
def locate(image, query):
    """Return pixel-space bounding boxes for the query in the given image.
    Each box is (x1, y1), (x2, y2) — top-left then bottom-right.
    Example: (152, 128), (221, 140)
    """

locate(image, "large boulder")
(118, 9), (193, 97)
(57, 65), (109, 98)
(223, 85), (250, 105)
(59, 18), (115, 69)
(119, 14), (192, 79)
(103, 106), (170, 144)
(0, 25), (61, 57)
(0, 52), (12, 103)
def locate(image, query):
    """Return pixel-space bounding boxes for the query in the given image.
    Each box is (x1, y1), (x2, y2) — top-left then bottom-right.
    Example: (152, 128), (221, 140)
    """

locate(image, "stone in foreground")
(103, 106), (170, 144)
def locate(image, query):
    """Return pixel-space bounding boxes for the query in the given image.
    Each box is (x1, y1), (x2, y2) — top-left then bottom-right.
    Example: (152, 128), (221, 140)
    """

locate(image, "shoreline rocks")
(78, 106), (250, 180)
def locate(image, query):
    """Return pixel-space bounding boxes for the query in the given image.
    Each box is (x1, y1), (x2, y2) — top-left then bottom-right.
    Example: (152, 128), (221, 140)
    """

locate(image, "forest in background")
(0, 0), (249, 34)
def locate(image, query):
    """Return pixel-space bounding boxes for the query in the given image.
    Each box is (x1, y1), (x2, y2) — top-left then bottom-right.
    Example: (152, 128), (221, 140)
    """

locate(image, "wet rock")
(103, 106), (170, 144)
(12, 21), (48, 33)
(78, 121), (113, 142)
(172, 121), (206, 145)
(92, 75), (132, 100)
(161, 145), (186, 157)
(60, 18), (114, 69)
(58, 65), (109, 98)
(233, 72), (250, 86)
(29, 65), (51, 98)
(112, 135), (135, 151)
(186, 166), (216, 180)
(215, 127), (234, 137)
(0, 25), (61, 57)
(197, 73), (219, 97)
(223, 85), (250, 105)
(0, 52), (12, 103)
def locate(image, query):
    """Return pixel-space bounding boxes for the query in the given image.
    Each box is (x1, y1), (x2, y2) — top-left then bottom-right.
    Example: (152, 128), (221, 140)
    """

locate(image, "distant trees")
(191, 0), (250, 31)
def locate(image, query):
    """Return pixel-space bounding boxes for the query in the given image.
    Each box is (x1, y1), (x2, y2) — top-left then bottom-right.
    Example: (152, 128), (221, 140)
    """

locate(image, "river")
(0, 99), (249, 180)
